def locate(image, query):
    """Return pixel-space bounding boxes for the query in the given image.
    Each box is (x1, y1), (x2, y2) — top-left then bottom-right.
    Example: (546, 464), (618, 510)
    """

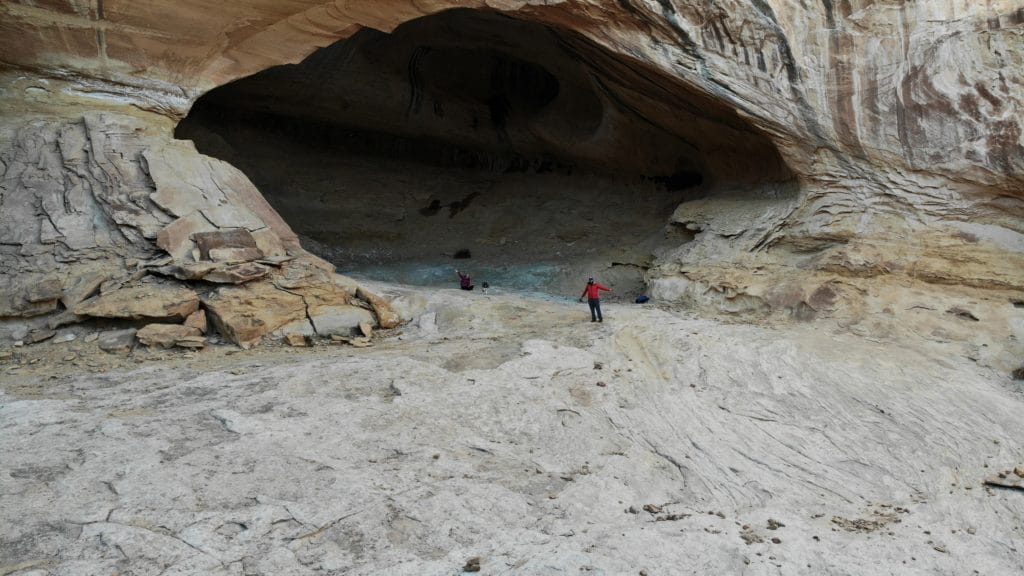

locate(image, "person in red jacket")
(578, 277), (611, 322)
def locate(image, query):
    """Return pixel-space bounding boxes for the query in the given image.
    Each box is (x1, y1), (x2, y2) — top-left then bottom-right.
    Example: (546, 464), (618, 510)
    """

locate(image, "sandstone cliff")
(1, 1), (1021, 360)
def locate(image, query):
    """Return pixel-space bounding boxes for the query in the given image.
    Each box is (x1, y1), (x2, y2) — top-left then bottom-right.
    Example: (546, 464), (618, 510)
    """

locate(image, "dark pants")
(588, 298), (603, 321)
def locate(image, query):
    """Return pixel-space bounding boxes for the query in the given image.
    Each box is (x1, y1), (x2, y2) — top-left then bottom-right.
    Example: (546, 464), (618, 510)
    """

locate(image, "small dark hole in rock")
(1012, 300), (1024, 309)
(946, 307), (979, 322)
(652, 170), (703, 191)
(1012, 367), (1024, 381)
(667, 222), (700, 243)
(453, 249), (472, 259)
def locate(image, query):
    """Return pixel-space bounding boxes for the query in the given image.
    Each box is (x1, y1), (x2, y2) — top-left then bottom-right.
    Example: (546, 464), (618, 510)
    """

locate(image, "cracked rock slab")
(202, 281), (306, 346)
(136, 324), (204, 349)
(74, 284), (200, 321)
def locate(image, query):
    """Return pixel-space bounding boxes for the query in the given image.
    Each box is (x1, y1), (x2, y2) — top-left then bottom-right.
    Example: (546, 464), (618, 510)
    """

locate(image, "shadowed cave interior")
(176, 8), (794, 297)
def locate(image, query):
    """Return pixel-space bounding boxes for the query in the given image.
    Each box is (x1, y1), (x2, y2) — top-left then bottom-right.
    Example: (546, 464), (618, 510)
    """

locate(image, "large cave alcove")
(176, 8), (793, 296)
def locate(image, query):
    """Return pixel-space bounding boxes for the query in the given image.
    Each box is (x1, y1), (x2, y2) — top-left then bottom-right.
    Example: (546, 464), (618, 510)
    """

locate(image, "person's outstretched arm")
(598, 283), (612, 292)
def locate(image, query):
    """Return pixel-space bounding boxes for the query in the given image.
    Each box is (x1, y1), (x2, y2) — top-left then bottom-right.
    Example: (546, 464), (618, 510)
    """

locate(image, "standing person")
(578, 277), (611, 322)
(456, 270), (474, 291)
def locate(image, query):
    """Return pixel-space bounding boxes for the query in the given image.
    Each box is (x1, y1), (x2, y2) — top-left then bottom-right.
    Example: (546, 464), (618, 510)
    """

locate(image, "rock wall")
(1, 1), (1022, 350)
(0, 84), (399, 346)
(3, 1), (1021, 183)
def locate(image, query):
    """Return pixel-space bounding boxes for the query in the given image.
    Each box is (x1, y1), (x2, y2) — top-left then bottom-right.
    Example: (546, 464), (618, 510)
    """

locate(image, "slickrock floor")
(2, 286), (1022, 575)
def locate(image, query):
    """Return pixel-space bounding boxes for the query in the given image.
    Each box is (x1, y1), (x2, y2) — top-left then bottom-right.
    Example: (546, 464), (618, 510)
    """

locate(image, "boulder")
(156, 212), (219, 261)
(252, 228), (289, 258)
(309, 305), (376, 337)
(356, 287), (402, 329)
(202, 262), (271, 284)
(276, 317), (316, 337)
(136, 324), (204, 349)
(0, 274), (62, 318)
(284, 333), (309, 347)
(97, 329), (137, 354)
(208, 247), (265, 263)
(202, 281), (306, 346)
(359, 321), (373, 338)
(176, 336), (208, 349)
(184, 310), (208, 334)
(47, 310), (86, 330)
(74, 284), (201, 321)
(194, 229), (259, 261)
(152, 261), (222, 281)
(26, 328), (56, 344)
(274, 261), (367, 322)
(151, 260), (269, 284)
(59, 268), (108, 309)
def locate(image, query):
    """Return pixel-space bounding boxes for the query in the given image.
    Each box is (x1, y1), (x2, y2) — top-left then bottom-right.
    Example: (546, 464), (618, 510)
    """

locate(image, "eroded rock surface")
(74, 283), (200, 321)
(2, 2), (1022, 336)
(1, 289), (1022, 574)
(136, 323), (205, 349)
(0, 107), (399, 347)
(1, 3), (1024, 570)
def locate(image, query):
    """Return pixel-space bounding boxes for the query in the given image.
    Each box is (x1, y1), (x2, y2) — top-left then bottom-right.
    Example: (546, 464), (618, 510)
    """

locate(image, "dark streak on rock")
(709, 20), (725, 51)
(975, 83), (1003, 111)
(657, 0), (703, 61)
(821, 0), (836, 29)
(616, 0), (638, 18)
(750, 0), (829, 146)
(588, 74), (700, 153)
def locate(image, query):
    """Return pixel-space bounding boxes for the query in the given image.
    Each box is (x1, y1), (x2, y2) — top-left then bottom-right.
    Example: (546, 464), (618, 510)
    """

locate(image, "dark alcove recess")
(177, 9), (792, 295)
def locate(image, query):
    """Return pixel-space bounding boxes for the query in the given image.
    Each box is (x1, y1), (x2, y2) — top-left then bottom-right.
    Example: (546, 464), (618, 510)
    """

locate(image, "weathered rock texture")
(2, 288), (1023, 574)
(0, 90), (400, 345)
(1, 3), (1022, 344)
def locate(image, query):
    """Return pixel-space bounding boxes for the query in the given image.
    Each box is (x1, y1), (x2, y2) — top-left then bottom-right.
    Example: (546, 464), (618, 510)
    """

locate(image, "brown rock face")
(202, 281), (307, 347)
(136, 324), (204, 349)
(184, 310), (208, 334)
(0, 274), (62, 318)
(74, 284), (200, 321)
(356, 287), (402, 330)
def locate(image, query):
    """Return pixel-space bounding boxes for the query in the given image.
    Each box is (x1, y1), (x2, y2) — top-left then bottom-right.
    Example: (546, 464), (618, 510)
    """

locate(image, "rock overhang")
(0, 0), (1022, 357)
(178, 8), (794, 188)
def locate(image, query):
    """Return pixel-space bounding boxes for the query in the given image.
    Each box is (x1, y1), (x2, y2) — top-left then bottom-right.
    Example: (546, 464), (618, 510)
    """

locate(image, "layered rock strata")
(0, 108), (401, 346)
(1, 1), (1022, 358)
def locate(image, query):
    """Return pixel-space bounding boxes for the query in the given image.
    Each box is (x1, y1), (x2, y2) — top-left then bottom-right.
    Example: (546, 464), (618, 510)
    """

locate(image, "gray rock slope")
(2, 287), (1022, 575)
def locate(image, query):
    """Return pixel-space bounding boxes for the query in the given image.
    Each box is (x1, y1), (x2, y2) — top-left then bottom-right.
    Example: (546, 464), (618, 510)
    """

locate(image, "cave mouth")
(176, 8), (793, 297)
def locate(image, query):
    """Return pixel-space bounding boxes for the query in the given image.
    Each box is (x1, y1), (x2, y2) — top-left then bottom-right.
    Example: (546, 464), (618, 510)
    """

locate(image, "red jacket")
(581, 282), (610, 299)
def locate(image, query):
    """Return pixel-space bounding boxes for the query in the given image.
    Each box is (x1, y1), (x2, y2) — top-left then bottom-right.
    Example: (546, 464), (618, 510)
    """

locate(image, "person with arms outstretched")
(578, 277), (611, 322)
(456, 270), (474, 291)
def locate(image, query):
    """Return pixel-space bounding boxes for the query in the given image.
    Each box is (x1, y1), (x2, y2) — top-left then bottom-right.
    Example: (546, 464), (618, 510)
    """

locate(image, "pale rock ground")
(1, 1), (1023, 574)
(2, 284), (1023, 575)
